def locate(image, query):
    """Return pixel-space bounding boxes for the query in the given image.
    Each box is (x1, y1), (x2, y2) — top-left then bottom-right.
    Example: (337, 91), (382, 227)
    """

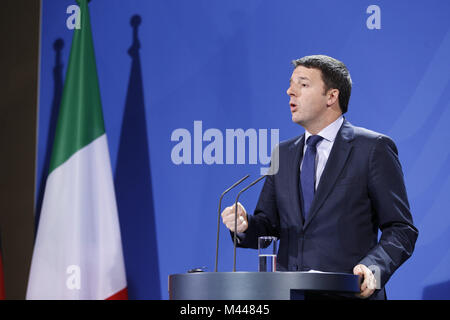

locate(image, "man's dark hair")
(292, 55), (352, 114)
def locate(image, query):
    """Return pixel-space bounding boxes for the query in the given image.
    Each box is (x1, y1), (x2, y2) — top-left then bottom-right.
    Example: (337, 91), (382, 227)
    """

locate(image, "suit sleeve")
(233, 172), (281, 249)
(359, 135), (418, 288)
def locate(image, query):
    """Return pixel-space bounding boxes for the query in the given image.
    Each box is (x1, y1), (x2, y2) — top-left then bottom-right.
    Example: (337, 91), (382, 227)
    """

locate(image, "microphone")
(215, 174), (250, 272)
(233, 174), (268, 272)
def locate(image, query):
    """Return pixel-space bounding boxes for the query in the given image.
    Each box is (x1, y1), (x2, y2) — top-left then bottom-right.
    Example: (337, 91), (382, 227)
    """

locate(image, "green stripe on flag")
(49, 0), (105, 174)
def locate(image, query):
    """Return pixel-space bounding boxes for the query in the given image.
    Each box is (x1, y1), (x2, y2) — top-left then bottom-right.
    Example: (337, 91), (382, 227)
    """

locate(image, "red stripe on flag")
(0, 253), (5, 300)
(106, 287), (128, 300)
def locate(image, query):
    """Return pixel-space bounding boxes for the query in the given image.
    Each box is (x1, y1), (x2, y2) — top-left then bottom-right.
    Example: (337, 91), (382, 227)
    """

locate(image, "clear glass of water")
(258, 236), (278, 272)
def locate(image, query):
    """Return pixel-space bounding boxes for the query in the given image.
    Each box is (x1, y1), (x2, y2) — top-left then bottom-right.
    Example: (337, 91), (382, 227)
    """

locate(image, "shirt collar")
(305, 115), (344, 143)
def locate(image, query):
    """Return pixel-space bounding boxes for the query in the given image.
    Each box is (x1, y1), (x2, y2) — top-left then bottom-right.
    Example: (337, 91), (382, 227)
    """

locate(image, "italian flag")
(27, 0), (127, 299)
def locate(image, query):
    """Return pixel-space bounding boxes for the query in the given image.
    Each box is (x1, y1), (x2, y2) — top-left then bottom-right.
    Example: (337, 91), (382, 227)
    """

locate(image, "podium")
(169, 271), (360, 300)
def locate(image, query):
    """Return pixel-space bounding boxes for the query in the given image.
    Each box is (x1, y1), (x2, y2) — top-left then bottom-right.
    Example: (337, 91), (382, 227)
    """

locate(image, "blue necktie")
(300, 135), (323, 221)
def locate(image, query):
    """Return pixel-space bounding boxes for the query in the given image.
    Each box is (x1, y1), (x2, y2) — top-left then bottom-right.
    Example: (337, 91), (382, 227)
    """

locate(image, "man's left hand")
(353, 264), (377, 299)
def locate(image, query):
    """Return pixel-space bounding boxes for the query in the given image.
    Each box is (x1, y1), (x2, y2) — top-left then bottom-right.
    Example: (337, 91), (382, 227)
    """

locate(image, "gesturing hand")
(221, 202), (248, 233)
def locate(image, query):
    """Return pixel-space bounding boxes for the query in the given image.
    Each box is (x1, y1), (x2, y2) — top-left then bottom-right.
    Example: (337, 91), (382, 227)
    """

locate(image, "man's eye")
(301, 84), (308, 87)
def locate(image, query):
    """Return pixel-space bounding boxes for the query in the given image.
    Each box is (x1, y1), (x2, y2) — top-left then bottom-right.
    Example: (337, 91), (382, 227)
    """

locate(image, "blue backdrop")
(36, 0), (450, 299)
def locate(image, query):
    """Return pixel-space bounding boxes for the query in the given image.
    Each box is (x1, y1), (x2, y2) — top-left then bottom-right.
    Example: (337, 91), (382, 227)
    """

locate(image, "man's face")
(287, 66), (329, 127)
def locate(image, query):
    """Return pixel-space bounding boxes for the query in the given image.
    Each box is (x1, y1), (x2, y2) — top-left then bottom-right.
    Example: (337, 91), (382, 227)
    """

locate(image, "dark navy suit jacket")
(236, 119), (418, 299)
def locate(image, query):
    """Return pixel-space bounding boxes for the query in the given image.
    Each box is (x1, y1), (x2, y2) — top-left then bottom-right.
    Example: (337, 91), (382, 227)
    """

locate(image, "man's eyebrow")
(290, 76), (310, 82)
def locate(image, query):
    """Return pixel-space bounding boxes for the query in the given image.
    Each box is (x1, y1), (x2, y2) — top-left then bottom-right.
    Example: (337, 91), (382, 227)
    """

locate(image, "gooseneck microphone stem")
(215, 174), (250, 272)
(233, 174), (268, 272)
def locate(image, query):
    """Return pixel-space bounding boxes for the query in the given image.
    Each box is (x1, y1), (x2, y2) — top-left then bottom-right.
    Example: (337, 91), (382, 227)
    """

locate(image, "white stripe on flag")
(27, 134), (127, 299)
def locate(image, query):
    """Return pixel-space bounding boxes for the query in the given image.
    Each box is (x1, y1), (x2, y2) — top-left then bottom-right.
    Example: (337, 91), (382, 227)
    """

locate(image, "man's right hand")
(221, 202), (248, 233)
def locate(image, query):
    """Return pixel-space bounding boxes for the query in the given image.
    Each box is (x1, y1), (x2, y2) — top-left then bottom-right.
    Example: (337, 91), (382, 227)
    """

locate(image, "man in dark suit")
(221, 55), (418, 299)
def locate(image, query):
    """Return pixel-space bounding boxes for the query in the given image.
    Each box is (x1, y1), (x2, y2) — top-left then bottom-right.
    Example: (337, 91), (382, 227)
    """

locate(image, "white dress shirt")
(301, 116), (344, 190)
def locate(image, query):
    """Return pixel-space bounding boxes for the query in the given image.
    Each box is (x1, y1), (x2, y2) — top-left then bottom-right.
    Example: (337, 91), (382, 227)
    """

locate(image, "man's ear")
(326, 88), (339, 107)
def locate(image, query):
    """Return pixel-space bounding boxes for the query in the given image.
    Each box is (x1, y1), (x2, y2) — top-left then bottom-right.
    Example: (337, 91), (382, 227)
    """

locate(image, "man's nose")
(287, 85), (296, 97)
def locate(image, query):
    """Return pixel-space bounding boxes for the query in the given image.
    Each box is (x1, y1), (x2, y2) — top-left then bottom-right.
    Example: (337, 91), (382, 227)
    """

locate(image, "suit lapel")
(287, 135), (305, 229)
(303, 120), (355, 230)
